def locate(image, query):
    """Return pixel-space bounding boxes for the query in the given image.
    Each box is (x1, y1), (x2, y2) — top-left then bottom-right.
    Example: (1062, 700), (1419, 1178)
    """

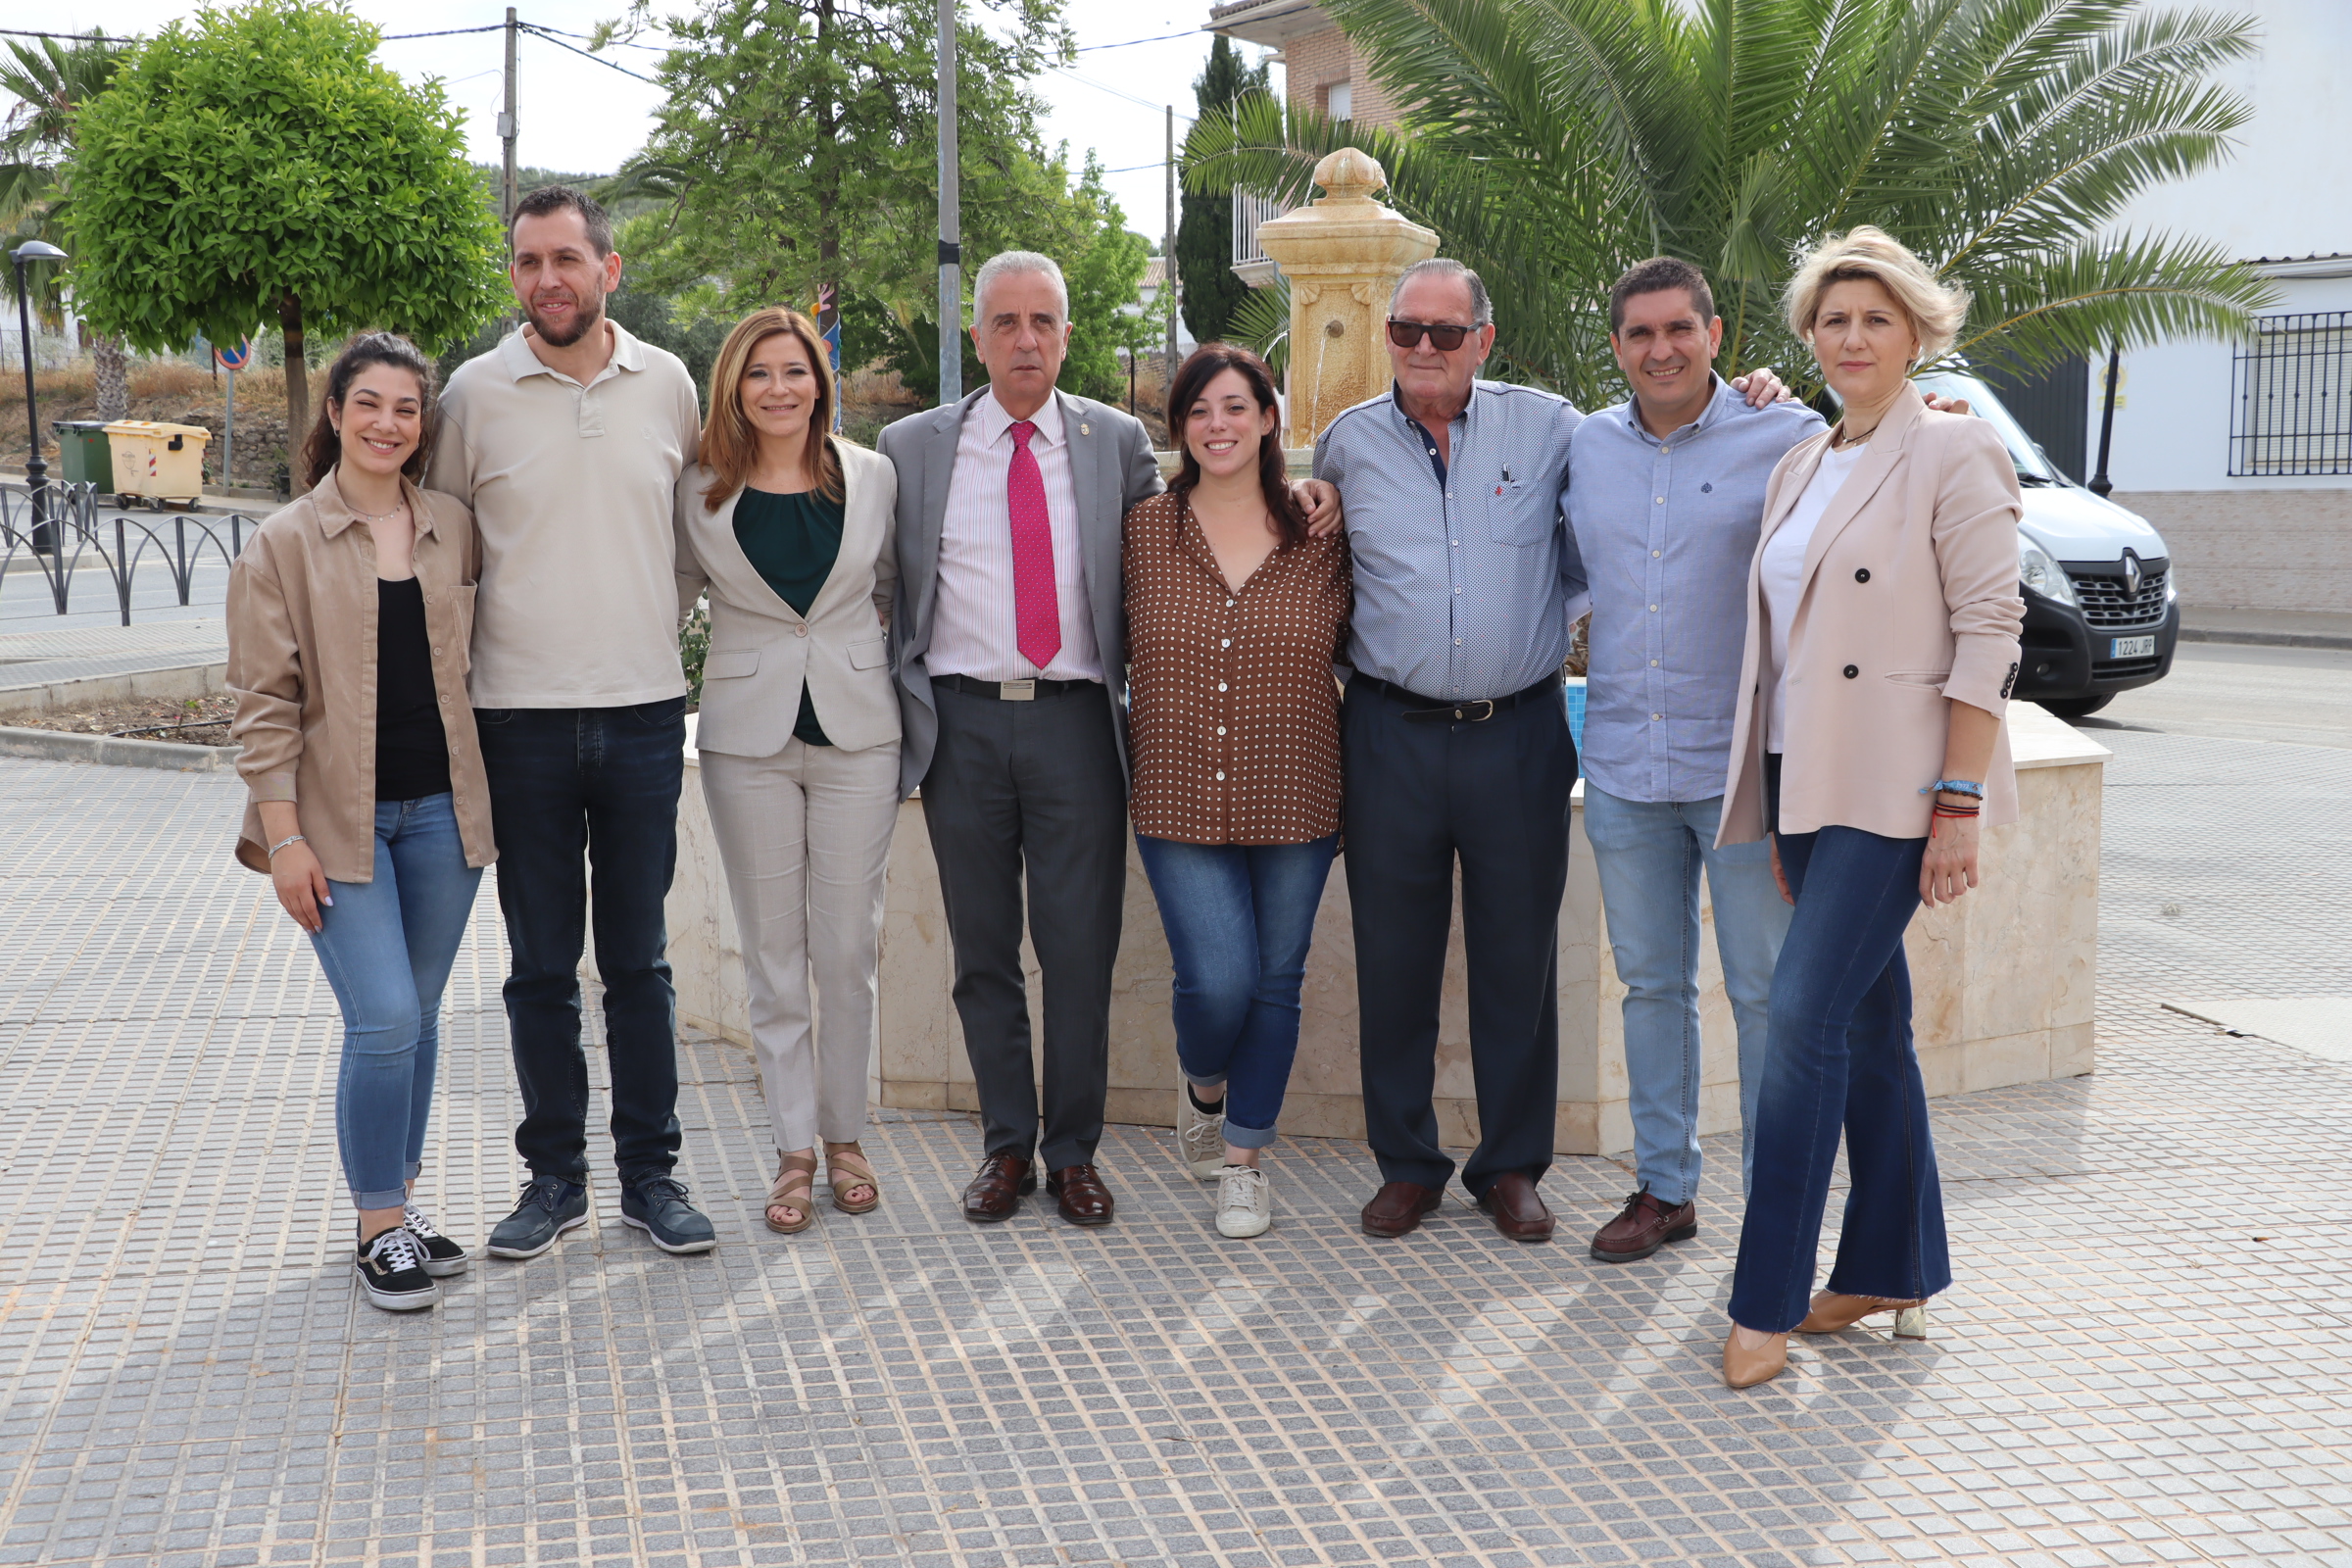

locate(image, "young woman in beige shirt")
(226, 333), (493, 1313)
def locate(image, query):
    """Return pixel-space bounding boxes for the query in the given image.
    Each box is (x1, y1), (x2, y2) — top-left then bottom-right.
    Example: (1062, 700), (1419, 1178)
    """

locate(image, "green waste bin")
(50, 420), (113, 489)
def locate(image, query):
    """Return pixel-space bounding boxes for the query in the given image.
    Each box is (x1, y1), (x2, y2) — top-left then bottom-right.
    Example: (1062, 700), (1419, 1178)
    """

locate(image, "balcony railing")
(1232, 186), (1293, 270)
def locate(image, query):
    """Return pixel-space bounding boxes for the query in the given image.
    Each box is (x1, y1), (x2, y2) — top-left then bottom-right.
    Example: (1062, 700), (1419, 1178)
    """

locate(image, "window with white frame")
(2230, 311), (2352, 476)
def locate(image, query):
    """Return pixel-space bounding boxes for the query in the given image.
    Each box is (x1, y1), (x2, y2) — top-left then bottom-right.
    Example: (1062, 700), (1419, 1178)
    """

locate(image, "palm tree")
(1187, 0), (2276, 408)
(1, 30), (131, 420)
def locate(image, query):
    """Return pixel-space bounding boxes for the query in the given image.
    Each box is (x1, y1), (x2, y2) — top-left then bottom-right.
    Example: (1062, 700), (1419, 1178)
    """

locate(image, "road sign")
(214, 338), (256, 372)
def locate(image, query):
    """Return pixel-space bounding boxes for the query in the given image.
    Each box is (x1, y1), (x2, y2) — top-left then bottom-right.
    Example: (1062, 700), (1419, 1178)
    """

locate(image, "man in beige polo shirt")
(425, 185), (715, 1260)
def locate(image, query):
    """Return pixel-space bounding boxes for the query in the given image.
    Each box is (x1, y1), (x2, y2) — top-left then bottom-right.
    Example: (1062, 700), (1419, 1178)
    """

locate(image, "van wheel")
(2039, 695), (2113, 718)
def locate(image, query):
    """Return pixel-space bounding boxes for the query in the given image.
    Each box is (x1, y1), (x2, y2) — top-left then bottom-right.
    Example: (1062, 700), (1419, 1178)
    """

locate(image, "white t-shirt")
(1759, 442), (1866, 751)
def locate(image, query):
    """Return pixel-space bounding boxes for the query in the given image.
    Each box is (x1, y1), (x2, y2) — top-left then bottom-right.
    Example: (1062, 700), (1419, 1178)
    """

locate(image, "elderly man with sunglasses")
(1314, 258), (1785, 1242)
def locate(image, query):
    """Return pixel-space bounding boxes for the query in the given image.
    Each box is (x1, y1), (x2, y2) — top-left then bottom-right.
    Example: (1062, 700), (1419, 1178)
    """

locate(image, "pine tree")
(1173, 36), (1266, 347)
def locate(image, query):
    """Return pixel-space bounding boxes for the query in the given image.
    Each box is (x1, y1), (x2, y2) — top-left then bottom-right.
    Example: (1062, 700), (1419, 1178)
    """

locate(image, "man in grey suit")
(880, 252), (1163, 1227)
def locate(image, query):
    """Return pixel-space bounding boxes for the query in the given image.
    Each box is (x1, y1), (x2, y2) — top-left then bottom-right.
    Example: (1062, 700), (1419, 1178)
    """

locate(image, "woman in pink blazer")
(1715, 227), (2025, 1390)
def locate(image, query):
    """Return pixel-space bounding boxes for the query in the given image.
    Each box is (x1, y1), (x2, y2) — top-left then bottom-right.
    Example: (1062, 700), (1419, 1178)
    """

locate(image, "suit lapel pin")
(1079, 421), (1091, 436)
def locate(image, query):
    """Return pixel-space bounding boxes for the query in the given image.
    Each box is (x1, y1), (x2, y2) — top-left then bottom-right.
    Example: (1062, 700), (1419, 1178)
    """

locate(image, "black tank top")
(375, 576), (453, 802)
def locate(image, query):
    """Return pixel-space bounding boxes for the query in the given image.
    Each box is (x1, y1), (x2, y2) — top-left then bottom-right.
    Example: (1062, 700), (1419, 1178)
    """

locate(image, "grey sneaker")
(620, 1174), (717, 1254)
(487, 1176), (588, 1260)
(1215, 1164), (1272, 1239)
(1177, 1083), (1226, 1179)
(402, 1203), (470, 1277)
(355, 1226), (441, 1311)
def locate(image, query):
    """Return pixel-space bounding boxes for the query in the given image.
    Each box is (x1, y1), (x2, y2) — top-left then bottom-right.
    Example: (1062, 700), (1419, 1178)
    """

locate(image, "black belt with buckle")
(937, 672), (1101, 702)
(1352, 672), (1562, 723)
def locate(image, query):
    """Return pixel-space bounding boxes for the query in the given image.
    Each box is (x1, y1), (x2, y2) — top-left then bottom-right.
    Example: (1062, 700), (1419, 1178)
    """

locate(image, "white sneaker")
(1215, 1164), (1272, 1239)
(1177, 1083), (1226, 1179)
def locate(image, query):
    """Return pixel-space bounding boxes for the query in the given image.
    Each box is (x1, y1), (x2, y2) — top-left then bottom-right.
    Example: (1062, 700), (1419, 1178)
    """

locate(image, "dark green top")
(734, 485), (847, 748)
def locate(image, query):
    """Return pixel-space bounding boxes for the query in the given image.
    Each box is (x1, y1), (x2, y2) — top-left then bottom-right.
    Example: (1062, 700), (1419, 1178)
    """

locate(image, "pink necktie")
(1006, 420), (1062, 673)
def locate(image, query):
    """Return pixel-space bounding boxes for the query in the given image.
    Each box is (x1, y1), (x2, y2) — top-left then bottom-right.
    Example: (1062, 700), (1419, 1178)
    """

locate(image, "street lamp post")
(10, 240), (69, 554)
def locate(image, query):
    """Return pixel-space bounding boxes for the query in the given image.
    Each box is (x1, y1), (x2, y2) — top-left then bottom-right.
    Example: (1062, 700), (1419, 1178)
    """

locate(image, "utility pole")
(499, 8), (519, 229)
(937, 0), (960, 405)
(1164, 105), (1179, 378)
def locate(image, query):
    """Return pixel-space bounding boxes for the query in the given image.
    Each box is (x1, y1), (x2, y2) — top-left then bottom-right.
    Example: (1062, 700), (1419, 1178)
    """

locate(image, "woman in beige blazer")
(673, 307), (901, 1235)
(1715, 228), (2025, 1389)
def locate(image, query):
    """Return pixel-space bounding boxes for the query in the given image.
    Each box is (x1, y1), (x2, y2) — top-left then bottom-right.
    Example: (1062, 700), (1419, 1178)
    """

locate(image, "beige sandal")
(825, 1144), (881, 1215)
(765, 1151), (818, 1234)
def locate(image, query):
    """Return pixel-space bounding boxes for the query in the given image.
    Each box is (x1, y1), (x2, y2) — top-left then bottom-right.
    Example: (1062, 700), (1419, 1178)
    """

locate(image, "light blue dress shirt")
(1314, 381), (1588, 702)
(1566, 376), (1824, 803)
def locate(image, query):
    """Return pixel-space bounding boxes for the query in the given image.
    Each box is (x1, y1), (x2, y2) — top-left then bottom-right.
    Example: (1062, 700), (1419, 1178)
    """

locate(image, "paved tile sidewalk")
(2, 756), (2349, 1568)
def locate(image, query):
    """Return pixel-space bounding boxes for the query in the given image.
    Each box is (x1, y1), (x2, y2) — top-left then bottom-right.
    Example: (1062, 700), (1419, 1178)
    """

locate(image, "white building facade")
(2096, 0), (2351, 612)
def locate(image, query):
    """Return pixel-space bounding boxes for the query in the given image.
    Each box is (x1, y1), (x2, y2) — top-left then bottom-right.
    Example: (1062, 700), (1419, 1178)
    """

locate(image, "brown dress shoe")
(961, 1152), (1035, 1223)
(1045, 1163), (1115, 1226)
(1589, 1190), (1697, 1262)
(1475, 1171), (1555, 1242)
(1360, 1181), (1444, 1237)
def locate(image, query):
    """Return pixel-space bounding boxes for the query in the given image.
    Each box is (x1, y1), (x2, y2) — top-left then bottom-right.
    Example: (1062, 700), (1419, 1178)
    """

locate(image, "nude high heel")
(1721, 1326), (1789, 1389)
(1795, 1291), (1931, 1339)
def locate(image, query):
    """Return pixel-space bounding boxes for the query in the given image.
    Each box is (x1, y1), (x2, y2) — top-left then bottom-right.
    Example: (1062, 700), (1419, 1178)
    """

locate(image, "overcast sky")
(35, 0), (1279, 246)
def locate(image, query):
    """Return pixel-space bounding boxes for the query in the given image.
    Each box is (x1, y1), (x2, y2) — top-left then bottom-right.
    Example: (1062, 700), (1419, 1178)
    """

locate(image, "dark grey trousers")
(919, 682), (1127, 1172)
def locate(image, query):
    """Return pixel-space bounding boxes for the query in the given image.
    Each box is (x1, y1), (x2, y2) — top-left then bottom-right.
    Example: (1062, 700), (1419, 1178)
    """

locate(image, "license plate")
(2109, 635), (2156, 659)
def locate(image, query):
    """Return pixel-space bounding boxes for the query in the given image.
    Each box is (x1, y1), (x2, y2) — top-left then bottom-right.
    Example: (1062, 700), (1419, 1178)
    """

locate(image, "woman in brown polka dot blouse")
(1124, 344), (1350, 1240)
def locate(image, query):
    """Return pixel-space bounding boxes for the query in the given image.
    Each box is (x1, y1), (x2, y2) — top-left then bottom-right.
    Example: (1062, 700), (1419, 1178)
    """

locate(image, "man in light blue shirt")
(1315, 258), (1788, 1246)
(1566, 257), (1823, 1263)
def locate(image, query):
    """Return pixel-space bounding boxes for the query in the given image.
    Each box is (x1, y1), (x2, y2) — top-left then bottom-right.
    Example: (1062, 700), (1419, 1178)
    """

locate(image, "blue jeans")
(1728, 822), (1950, 1333)
(308, 795), (484, 1209)
(1135, 834), (1339, 1149)
(1583, 786), (1789, 1204)
(474, 700), (686, 1186)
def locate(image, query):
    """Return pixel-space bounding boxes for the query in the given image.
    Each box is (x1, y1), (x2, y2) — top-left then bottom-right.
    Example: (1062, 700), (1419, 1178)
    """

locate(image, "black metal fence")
(2230, 311), (2352, 477)
(0, 482), (256, 626)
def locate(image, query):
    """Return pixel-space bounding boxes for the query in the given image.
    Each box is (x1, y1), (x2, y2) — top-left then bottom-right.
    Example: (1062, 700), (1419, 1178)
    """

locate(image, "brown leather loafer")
(961, 1152), (1035, 1223)
(1360, 1181), (1444, 1237)
(1475, 1171), (1555, 1242)
(1045, 1163), (1115, 1226)
(1589, 1190), (1697, 1262)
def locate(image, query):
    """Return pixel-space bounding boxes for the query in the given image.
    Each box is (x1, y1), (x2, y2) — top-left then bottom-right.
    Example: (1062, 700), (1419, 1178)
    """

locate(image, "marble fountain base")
(615, 703), (2105, 1156)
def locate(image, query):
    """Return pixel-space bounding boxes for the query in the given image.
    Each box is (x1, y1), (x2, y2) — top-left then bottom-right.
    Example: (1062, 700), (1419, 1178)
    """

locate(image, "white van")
(1913, 368), (2178, 718)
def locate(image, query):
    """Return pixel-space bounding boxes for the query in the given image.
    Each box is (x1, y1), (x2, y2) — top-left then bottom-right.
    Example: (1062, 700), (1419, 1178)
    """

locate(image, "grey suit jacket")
(673, 440), (901, 758)
(878, 385), (1164, 799)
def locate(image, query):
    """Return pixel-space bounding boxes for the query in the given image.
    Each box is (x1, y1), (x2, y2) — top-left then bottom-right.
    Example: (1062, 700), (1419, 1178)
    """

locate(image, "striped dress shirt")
(927, 389), (1102, 683)
(1565, 377), (1825, 803)
(1312, 381), (1589, 702)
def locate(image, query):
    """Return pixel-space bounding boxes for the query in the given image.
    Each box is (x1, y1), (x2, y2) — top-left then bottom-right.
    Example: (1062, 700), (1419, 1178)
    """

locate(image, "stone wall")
(2113, 487), (2352, 612)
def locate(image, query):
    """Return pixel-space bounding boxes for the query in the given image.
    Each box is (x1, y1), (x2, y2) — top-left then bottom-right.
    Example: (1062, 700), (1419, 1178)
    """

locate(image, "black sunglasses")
(1387, 318), (1476, 350)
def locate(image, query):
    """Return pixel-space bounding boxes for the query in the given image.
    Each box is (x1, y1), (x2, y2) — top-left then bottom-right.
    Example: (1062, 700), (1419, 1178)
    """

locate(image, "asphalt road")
(2075, 640), (2352, 1010)
(2076, 639), (2352, 750)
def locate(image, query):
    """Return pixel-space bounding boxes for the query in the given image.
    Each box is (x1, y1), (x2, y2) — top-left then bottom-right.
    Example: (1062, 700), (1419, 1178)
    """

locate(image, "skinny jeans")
(307, 794), (483, 1209)
(1135, 833), (1340, 1148)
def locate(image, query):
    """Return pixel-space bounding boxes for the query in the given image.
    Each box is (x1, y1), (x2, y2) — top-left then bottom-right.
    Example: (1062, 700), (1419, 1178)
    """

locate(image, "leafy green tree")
(1054, 161), (1154, 407)
(600, 0), (1073, 400)
(1173, 35), (1266, 346)
(69, 1), (507, 449)
(1189, 0), (2275, 408)
(0, 29), (131, 418)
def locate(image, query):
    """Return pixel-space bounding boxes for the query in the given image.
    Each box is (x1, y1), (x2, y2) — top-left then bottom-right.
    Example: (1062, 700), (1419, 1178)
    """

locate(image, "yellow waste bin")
(103, 420), (212, 508)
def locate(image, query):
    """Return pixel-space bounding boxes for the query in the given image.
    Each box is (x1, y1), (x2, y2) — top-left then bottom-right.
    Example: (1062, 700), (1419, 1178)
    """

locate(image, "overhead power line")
(1074, 29), (1203, 52)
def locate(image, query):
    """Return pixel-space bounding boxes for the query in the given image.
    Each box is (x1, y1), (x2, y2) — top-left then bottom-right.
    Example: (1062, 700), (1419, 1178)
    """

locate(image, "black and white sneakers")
(402, 1203), (471, 1277)
(355, 1226), (441, 1311)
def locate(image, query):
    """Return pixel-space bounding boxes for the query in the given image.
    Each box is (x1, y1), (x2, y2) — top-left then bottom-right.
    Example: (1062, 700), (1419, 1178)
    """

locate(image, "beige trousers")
(699, 738), (901, 1152)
